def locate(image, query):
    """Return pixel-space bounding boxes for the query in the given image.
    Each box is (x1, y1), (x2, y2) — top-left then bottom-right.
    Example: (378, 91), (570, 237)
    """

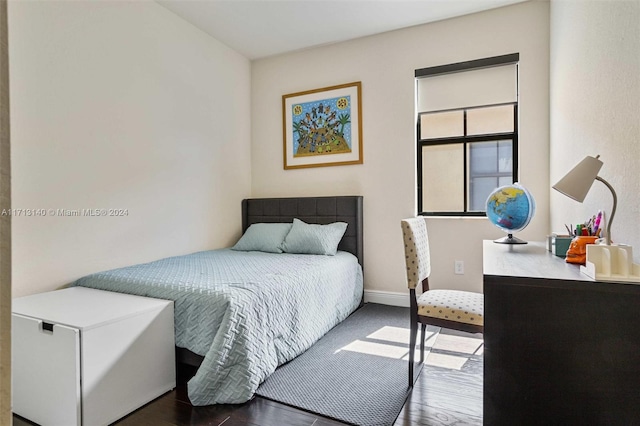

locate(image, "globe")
(486, 183), (536, 244)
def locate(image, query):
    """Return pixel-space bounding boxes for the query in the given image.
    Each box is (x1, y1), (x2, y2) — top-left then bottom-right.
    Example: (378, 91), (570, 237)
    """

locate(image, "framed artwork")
(282, 82), (362, 169)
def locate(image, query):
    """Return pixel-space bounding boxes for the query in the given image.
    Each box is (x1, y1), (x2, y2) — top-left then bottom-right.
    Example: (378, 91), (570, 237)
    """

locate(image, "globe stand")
(494, 233), (528, 244)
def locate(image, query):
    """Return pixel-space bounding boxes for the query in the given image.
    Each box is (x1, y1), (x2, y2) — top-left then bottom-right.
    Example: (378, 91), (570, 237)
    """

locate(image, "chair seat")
(417, 289), (484, 326)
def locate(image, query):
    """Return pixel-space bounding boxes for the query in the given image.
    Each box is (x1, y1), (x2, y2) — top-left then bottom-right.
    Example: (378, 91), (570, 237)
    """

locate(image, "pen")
(593, 210), (602, 235)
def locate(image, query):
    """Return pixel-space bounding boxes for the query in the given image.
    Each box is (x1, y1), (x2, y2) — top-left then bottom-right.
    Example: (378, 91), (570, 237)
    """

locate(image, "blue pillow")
(231, 223), (292, 253)
(281, 218), (348, 256)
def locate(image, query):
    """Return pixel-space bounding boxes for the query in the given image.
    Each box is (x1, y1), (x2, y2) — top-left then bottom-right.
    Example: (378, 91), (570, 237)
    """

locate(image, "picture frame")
(282, 82), (362, 169)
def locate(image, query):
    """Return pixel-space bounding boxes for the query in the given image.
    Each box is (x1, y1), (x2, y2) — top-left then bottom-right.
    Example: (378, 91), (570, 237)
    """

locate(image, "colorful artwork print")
(283, 81), (362, 169)
(291, 96), (352, 157)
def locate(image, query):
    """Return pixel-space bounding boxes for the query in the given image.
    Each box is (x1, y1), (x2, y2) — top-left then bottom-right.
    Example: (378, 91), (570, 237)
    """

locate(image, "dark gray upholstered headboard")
(242, 196), (363, 267)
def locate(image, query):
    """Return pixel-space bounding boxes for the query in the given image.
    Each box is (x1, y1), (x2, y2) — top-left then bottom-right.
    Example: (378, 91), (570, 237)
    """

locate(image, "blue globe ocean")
(486, 183), (536, 243)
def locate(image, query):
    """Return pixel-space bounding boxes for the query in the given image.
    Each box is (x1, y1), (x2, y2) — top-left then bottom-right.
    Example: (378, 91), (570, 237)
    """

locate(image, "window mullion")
(417, 122), (423, 213)
(513, 104), (518, 182)
(463, 110), (468, 212)
(496, 141), (500, 189)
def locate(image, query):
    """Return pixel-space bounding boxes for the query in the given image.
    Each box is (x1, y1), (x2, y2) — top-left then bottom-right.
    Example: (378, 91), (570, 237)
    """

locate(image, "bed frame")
(177, 195), (364, 369)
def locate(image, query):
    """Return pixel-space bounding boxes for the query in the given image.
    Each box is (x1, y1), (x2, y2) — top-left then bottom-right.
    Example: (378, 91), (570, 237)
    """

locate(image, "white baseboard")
(363, 290), (409, 307)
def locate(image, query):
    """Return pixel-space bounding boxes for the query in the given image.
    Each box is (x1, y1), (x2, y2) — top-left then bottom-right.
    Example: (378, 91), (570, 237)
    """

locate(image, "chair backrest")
(401, 218), (431, 289)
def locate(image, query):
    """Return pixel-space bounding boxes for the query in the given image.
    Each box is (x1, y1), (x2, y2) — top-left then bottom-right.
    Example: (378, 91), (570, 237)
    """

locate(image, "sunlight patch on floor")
(425, 352), (469, 370)
(336, 339), (409, 359)
(335, 325), (483, 370)
(402, 350), (469, 370)
(367, 325), (435, 345)
(430, 334), (483, 354)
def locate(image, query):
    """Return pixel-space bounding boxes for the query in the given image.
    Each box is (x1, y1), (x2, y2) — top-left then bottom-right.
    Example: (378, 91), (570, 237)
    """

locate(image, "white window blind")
(416, 64), (517, 112)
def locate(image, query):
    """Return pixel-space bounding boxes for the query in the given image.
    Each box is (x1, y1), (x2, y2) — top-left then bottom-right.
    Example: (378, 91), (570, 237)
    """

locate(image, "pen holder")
(565, 236), (599, 265)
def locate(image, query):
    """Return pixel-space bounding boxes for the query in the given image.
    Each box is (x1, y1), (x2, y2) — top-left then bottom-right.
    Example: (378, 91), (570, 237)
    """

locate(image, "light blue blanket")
(74, 249), (363, 405)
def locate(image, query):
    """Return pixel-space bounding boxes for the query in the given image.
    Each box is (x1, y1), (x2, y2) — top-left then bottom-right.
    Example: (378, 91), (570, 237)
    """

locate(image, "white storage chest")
(12, 287), (175, 426)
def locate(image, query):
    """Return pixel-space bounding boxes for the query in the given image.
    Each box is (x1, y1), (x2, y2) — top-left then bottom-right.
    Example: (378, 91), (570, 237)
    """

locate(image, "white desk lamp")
(552, 154), (616, 245)
(553, 155), (639, 282)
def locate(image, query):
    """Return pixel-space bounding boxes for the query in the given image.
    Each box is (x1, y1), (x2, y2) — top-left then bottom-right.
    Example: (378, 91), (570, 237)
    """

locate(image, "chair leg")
(408, 320), (417, 388)
(419, 323), (426, 363)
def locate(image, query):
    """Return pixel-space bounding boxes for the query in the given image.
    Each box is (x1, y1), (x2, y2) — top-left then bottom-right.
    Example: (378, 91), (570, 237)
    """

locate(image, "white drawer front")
(12, 314), (81, 426)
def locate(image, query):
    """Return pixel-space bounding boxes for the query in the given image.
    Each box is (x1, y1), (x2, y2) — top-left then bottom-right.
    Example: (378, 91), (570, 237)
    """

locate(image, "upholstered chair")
(401, 217), (484, 387)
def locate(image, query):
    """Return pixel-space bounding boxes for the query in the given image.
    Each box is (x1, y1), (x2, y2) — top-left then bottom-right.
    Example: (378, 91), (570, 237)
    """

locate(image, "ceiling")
(157, 0), (528, 60)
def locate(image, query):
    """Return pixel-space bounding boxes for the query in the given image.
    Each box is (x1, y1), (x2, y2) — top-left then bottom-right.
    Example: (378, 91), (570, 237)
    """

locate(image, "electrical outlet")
(454, 260), (464, 275)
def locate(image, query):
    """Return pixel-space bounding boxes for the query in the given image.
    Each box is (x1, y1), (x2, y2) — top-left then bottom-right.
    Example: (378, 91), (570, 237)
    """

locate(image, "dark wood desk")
(483, 241), (640, 425)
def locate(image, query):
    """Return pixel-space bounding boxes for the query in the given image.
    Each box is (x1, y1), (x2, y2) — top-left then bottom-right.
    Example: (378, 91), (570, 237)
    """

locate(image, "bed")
(73, 196), (364, 406)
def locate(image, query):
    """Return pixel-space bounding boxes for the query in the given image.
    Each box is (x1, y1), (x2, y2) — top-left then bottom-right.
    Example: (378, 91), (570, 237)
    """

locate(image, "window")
(415, 54), (519, 216)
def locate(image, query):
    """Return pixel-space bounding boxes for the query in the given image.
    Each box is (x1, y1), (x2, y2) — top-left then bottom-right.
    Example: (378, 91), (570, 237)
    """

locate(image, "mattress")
(73, 248), (363, 405)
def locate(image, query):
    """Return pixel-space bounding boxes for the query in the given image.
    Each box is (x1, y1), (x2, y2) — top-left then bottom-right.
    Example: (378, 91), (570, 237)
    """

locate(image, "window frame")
(415, 53), (519, 217)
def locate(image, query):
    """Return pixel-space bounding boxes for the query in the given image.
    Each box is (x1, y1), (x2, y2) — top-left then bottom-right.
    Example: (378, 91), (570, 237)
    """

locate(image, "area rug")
(256, 303), (414, 426)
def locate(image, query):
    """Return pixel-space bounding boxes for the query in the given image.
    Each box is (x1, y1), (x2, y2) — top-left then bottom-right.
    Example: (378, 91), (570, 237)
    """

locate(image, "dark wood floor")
(394, 328), (483, 426)
(14, 328), (483, 426)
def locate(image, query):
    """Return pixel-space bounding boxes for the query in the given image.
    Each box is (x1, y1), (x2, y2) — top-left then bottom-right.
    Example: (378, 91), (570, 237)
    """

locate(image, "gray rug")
(256, 303), (413, 426)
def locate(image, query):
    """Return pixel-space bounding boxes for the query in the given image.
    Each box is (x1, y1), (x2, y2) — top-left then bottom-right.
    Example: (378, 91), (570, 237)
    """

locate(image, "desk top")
(483, 240), (592, 282)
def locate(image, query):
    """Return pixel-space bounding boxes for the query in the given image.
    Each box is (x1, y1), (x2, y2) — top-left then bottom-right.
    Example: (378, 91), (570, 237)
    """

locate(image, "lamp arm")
(595, 176), (617, 245)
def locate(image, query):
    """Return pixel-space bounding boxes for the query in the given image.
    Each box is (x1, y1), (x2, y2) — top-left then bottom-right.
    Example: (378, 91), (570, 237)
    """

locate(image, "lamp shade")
(552, 155), (603, 202)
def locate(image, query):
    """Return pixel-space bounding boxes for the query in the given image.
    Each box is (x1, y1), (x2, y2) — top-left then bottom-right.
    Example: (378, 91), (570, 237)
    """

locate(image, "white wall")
(550, 0), (640, 263)
(0, 1), (11, 421)
(251, 1), (550, 299)
(9, 1), (252, 297)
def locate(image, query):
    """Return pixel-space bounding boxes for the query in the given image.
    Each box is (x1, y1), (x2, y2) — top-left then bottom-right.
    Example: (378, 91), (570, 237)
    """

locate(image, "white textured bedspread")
(74, 249), (363, 405)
